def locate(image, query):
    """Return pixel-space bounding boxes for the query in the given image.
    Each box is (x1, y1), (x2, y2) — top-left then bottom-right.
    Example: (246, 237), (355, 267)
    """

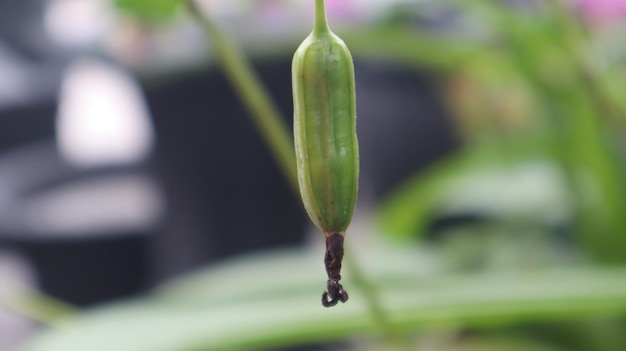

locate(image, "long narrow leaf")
(22, 247), (626, 351)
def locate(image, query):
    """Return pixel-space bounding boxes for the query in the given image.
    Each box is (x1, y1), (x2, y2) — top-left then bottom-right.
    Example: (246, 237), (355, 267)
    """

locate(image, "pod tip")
(322, 232), (348, 307)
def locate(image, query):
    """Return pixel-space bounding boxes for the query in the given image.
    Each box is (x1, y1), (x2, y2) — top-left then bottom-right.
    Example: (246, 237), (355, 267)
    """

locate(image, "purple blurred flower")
(312, 0), (356, 22)
(578, 0), (626, 27)
(326, 0), (353, 16)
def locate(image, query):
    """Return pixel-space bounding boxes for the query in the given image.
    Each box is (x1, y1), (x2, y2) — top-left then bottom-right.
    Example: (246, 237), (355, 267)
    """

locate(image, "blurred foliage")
(19, 247), (626, 351)
(114, 0), (181, 23)
(19, 0), (626, 350)
(370, 0), (626, 264)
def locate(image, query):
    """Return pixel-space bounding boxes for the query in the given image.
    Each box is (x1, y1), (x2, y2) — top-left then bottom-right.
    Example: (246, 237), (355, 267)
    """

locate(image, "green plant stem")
(313, 0), (329, 35)
(185, 0), (298, 192)
(1, 290), (75, 327)
(344, 250), (414, 351)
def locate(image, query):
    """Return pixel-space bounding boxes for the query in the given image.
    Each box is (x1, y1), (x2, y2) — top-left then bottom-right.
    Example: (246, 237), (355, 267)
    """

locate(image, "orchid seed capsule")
(292, 0), (358, 307)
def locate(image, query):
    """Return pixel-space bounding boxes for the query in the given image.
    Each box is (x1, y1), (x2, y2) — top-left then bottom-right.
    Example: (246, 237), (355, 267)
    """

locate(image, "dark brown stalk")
(321, 232), (348, 307)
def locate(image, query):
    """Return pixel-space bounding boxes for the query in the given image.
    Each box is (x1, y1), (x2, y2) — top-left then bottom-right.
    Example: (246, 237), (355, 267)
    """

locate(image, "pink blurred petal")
(579, 0), (626, 26)
(309, 0), (356, 21)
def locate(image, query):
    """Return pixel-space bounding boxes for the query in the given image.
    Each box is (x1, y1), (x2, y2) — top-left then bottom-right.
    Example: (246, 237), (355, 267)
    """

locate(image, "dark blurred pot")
(0, 140), (162, 306)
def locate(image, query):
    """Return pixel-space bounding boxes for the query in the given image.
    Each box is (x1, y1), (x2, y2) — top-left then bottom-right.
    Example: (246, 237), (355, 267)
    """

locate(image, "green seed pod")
(292, 0), (358, 307)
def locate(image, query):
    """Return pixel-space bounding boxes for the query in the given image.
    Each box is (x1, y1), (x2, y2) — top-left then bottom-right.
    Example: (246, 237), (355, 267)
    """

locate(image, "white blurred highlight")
(56, 58), (154, 168)
(23, 175), (163, 235)
(45, 0), (111, 48)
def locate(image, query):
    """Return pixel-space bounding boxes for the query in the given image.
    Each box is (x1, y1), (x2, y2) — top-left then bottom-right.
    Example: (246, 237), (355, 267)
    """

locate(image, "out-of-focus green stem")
(1, 290), (75, 327)
(185, 0), (298, 192)
(344, 250), (414, 351)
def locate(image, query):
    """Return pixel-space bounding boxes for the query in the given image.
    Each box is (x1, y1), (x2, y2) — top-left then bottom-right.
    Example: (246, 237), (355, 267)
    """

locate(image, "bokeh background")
(1, 0), (626, 350)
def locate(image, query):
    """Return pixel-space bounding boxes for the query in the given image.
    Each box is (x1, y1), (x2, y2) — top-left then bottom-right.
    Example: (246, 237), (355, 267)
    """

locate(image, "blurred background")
(1, 0), (626, 350)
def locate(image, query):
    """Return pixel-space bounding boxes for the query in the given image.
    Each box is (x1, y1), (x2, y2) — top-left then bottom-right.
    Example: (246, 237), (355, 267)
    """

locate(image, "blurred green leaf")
(21, 247), (626, 351)
(517, 318), (626, 351)
(343, 25), (492, 73)
(443, 336), (565, 351)
(114, 0), (181, 23)
(376, 134), (556, 240)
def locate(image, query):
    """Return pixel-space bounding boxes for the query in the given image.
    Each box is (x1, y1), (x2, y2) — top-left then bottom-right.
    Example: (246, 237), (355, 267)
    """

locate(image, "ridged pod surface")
(292, 14), (358, 236)
(292, 0), (358, 307)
